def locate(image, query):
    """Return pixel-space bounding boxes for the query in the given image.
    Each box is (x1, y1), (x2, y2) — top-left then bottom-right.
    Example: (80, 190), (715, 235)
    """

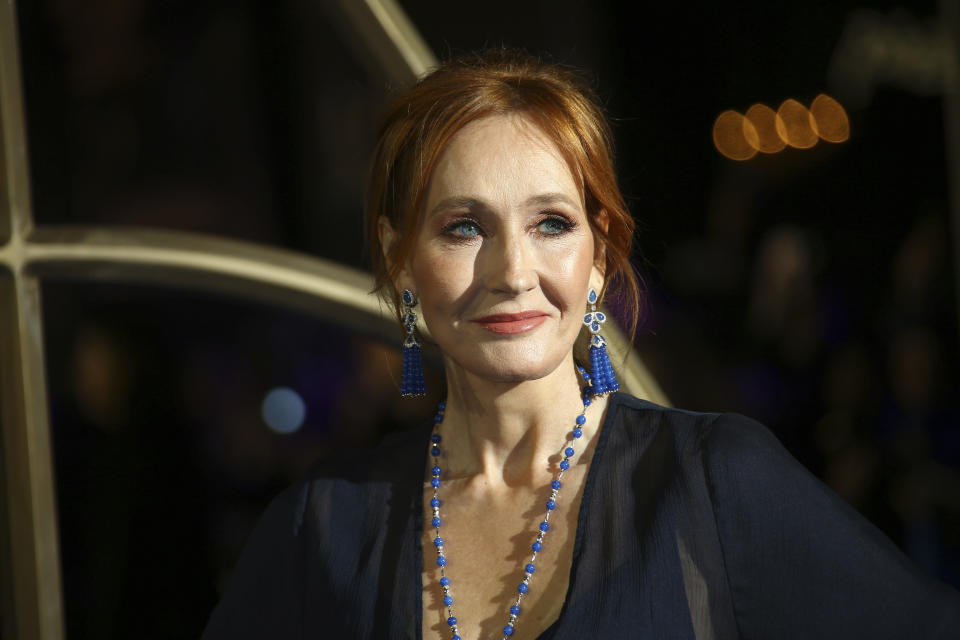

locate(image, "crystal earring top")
(402, 288), (417, 307)
(583, 288), (607, 336)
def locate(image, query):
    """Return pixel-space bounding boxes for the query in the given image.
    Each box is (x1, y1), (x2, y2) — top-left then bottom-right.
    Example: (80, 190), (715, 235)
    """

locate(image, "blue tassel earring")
(583, 288), (620, 395)
(400, 288), (426, 396)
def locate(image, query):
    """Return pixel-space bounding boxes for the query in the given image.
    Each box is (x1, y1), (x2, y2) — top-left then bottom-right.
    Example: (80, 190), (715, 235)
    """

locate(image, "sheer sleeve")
(702, 412), (960, 639)
(200, 430), (425, 640)
(201, 481), (310, 639)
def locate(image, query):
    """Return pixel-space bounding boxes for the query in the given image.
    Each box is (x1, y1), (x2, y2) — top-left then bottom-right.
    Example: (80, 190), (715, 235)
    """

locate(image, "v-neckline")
(411, 393), (622, 640)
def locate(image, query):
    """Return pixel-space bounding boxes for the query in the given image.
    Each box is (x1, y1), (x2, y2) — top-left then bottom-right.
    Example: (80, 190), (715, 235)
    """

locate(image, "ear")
(589, 264), (605, 299)
(591, 209), (610, 289)
(378, 216), (413, 292)
(594, 209), (611, 234)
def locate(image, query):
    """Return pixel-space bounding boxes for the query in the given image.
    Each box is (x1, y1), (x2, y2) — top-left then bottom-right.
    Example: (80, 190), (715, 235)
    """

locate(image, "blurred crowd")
(640, 197), (960, 586)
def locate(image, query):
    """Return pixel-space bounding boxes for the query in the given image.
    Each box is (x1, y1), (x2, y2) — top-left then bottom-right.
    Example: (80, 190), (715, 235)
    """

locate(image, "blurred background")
(9, 0), (960, 636)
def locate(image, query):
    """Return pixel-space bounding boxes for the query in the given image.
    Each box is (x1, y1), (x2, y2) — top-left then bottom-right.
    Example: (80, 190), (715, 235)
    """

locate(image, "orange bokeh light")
(745, 103), (786, 153)
(810, 94), (850, 143)
(775, 99), (819, 149)
(712, 110), (758, 161)
(713, 94), (849, 160)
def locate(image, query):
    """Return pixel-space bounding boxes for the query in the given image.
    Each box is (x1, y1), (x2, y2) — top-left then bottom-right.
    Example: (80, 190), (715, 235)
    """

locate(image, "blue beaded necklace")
(427, 367), (596, 640)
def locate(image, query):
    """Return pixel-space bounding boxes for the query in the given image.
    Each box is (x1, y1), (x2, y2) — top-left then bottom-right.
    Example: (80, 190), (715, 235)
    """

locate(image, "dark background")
(13, 0), (960, 636)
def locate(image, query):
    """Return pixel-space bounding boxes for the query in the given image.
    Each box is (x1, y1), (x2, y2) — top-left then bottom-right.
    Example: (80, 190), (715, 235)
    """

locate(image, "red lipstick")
(472, 311), (548, 335)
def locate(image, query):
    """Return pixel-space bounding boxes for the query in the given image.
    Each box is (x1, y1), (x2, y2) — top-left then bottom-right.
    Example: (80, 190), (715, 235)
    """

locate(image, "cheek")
(548, 236), (595, 309)
(410, 248), (476, 316)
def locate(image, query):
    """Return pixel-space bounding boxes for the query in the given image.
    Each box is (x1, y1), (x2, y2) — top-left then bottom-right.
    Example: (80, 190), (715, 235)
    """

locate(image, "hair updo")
(366, 49), (640, 336)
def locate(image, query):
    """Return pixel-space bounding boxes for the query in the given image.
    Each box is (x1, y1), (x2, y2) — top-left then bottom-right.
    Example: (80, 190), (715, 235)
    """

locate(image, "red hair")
(366, 49), (640, 336)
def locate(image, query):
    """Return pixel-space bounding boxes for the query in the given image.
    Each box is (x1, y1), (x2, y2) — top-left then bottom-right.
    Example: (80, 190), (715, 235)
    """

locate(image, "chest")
(420, 473), (589, 640)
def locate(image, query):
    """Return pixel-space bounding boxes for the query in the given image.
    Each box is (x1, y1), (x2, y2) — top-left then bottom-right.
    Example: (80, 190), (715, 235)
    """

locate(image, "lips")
(472, 311), (549, 335)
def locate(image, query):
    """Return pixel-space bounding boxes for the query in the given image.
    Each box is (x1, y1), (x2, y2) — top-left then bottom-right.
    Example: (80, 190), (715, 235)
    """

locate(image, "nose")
(482, 231), (537, 295)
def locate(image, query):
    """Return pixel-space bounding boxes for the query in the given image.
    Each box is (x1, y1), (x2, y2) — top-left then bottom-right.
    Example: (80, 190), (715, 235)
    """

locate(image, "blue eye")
(538, 217), (572, 235)
(444, 220), (481, 238)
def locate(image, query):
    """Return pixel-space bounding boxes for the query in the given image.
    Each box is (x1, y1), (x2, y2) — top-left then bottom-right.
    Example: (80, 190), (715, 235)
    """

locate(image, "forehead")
(424, 114), (583, 209)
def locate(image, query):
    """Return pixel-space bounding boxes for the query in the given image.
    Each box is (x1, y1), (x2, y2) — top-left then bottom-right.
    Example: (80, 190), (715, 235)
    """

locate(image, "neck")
(438, 356), (609, 487)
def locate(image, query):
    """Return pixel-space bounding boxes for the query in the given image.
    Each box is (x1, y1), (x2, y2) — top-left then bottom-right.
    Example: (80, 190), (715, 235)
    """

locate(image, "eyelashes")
(441, 219), (482, 239)
(440, 214), (578, 241)
(537, 215), (576, 235)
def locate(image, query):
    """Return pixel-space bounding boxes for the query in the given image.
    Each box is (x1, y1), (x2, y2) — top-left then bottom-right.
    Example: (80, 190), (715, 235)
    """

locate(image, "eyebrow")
(428, 196), (484, 217)
(524, 192), (580, 209)
(427, 192), (581, 217)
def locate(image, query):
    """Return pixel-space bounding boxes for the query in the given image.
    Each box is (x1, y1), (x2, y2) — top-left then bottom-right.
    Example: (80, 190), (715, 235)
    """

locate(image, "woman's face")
(395, 114), (601, 384)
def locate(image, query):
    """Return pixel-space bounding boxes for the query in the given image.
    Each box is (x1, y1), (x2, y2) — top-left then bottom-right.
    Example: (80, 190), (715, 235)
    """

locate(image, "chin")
(447, 341), (571, 384)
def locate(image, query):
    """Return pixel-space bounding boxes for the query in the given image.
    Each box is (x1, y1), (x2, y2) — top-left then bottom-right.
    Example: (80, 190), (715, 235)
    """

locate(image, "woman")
(204, 50), (960, 639)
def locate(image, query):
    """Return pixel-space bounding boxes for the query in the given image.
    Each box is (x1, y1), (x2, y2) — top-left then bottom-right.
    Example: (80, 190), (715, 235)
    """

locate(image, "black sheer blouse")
(203, 393), (960, 638)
